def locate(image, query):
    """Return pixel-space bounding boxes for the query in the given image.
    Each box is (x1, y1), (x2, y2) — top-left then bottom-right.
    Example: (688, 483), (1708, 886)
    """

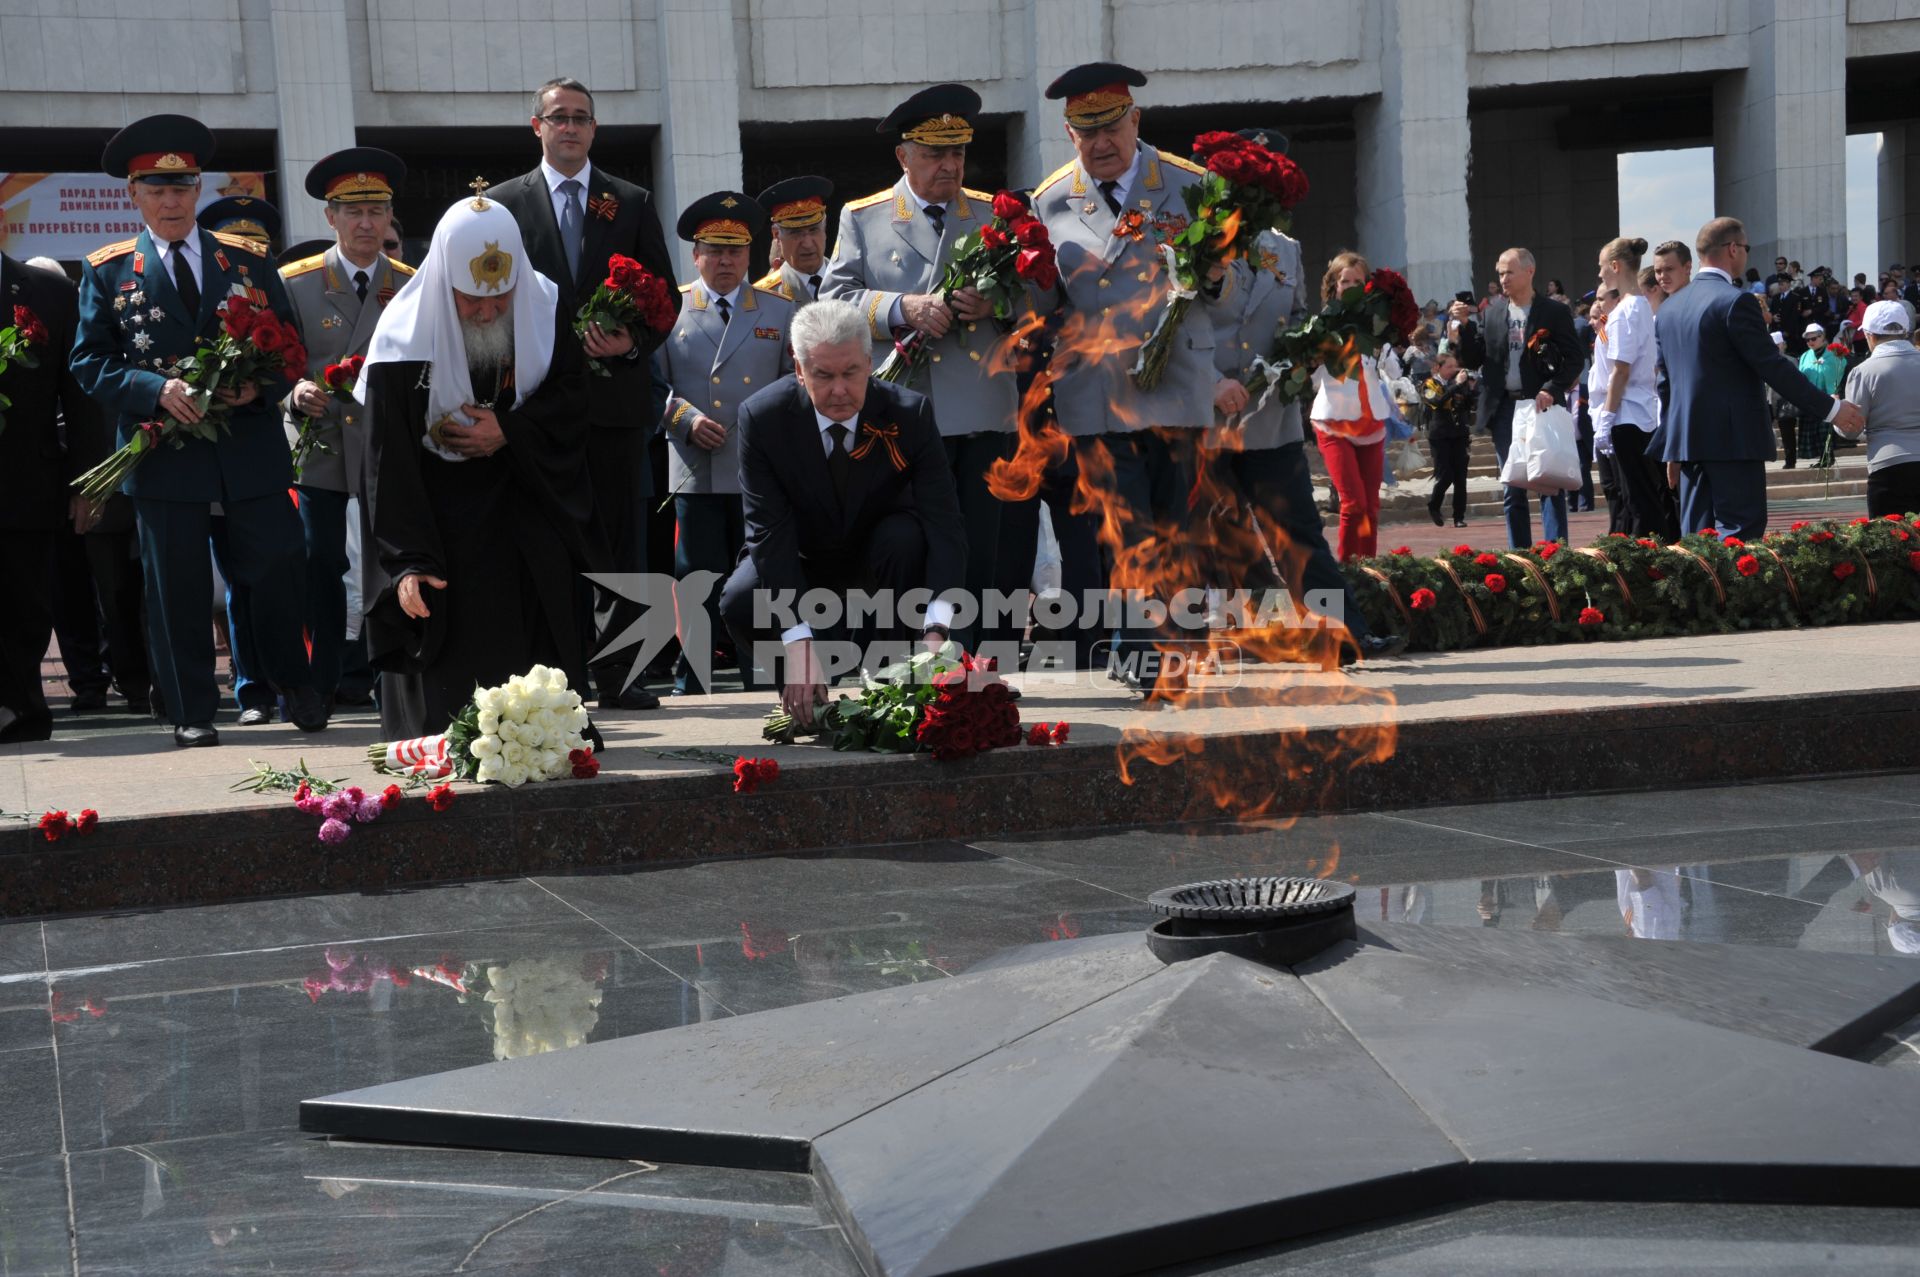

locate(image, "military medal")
(214, 248), (231, 272)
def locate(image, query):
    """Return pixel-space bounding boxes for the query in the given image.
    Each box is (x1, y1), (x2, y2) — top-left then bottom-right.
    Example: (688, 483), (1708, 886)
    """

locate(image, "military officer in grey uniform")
(280, 148), (414, 704)
(658, 192), (797, 693)
(1205, 129), (1400, 664)
(1032, 62), (1235, 696)
(754, 176), (832, 306)
(820, 84), (1027, 654)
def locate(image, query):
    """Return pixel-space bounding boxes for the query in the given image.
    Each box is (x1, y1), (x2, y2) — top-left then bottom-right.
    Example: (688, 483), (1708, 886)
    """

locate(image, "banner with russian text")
(0, 172), (268, 261)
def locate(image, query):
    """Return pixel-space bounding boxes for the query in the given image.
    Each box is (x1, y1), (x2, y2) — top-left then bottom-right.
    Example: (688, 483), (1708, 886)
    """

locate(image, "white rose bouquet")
(369, 664), (597, 787)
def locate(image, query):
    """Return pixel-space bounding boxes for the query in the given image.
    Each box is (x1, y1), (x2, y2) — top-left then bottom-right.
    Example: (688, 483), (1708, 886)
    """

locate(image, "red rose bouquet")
(1241, 267), (1419, 407)
(0, 304), (49, 439)
(762, 644), (1022, 761)
(73, 295), (307, 504)
(1131, 132), (1309, 391)
(576, 254), (677, 376)
(878, 189), (1056, 385)
(290, 353), (367, 481)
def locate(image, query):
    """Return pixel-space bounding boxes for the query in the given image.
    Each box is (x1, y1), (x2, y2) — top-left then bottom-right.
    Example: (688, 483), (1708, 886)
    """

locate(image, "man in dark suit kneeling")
(720, 298), (967, 727)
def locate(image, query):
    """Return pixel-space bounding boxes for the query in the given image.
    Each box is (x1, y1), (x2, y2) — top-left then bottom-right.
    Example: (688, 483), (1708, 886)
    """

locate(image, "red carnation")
(1410, 587), (1437, 611)
(381, 784), (403, 808)
(1791, 521), (1809, 531)
(1391, 546), (1412, 556)
(75, 809), (98, 834)
(1485, 573), (1507, 594)
(425, 783), (455, 812)
(1833, 560), (1857, 582)
(1637, 538), (1657, 548)
(1811, 530), (1835, 543)
(1698, 528), (1718, 537)
(1646, 567), (1664, 581)
(1536, 541), (1561, 559)
(1852, 517), (1871, 526)
(1027, 723), (1051, 747)
(1578, 606), (1605, 629)
(1050, 721), (1069, 745)
(992, 190), (1027, 220)
(1452, 544), (1473, 556)
(1474, 553), (1498, 567)
(38, 810), (67, 843)
(1722, 536), (1745, 549)
(1735, 554), (1760, 577)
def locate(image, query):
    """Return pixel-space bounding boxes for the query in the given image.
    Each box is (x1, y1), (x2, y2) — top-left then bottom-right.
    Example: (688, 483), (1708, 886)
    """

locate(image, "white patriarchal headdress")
(357, 187), (559, 456)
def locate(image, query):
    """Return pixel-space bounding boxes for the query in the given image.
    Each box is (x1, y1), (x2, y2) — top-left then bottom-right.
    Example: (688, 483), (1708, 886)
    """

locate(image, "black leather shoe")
(70, 689), (110, 713)
(124, 694), (151, 715)
(174, 723), (219, 748)
(1340, 633), (1408, 666)
(599, 684), (661, 711)
(237, 706), (275, 727)
(287, 686), (330, 733)
(582, 720), (606, 753)
(1427, 503), (1444, 526)
(1453, 519), (1468, 528)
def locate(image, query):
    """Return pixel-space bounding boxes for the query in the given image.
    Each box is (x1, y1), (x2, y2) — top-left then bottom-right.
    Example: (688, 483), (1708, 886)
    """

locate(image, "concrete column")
(1878, 125), (1920, 271)
(1355, 0), (1472, 307)
(1015, 0), (1105, 188)
(268, 0), (361, 245)
(1712, 0), (1847, 273)
(653, 0), (745, 280)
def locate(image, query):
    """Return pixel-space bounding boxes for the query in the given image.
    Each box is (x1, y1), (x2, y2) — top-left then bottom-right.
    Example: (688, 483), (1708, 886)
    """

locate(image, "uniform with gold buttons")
(818, 83), (1029, 650)
(657, 191), (796, 693)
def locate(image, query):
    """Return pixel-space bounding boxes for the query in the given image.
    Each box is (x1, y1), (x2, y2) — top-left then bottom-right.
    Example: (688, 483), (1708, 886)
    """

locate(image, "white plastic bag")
(1032, 500), (1063, 598)
(1391, 439), (1425, 480)
(1501, 403), (1581, 493)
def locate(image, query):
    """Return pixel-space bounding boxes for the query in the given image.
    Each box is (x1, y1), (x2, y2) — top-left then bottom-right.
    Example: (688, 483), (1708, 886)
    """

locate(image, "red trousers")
(1316, 429), (1383, 561)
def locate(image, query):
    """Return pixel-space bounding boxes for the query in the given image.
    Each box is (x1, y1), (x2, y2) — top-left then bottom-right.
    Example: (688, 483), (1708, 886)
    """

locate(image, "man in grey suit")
(658, 192), (797, 693)
(819, 83), (1026, 655)
(1206, 130), (1401, 664)
(1033, 62), (1234, 696)
(282, 148), (413, 709)
(754, 175), (832, 306)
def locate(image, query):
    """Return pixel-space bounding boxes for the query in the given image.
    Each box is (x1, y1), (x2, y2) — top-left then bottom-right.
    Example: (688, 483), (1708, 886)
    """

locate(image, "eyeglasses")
(539, 113), (595, 129)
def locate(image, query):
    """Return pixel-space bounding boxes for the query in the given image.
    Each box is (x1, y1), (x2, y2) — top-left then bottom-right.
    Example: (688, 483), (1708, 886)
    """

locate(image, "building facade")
(3, 0), (1919, 298)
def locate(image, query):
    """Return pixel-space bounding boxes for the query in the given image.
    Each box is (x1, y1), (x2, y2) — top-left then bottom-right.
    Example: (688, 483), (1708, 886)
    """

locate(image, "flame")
(1211, 208), (1243, 259)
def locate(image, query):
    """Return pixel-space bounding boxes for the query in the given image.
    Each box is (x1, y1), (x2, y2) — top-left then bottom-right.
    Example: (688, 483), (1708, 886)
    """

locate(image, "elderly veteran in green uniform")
(71, 115), (325, 746)
(1032, 62), (1234, 696)
(280, 149), (414, 706)
(658, 192), (797, 694)
(1205, 128), (1402, 664)
(194, 194), (284, 725)
(754, 176), (833, 306)
(819, 84), (1028, 653)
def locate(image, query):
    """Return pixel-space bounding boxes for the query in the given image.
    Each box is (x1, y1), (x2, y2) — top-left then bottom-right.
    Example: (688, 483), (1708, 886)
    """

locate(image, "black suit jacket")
(488, 164), (678, 431)
(0, 256), (104, 531)
(1458, 292), (1583, 432)
(738, 376), (966, 605)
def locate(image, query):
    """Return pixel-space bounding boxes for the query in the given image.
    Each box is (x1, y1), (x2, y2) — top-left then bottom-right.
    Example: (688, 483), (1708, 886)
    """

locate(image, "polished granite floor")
(1, 775), (1917, 1275)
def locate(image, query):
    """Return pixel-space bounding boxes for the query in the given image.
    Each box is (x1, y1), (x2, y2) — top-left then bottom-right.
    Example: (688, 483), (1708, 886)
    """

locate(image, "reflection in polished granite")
(0, 776), (1914, 1272)
(1171, 1200), (1920, 1275)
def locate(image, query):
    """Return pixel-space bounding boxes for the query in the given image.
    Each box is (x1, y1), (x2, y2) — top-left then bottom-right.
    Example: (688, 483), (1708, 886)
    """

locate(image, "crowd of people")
(5, 66), (1918, 750)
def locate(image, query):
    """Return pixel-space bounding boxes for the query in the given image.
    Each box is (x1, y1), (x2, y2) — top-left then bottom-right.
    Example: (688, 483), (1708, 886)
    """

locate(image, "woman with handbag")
(1310, 252), (1397, 560)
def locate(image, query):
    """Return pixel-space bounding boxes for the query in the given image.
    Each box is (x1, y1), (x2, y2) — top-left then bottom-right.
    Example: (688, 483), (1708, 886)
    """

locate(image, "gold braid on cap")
(218, 220), (268, 244)
(694, 219), (753, 246)
(769, 197), (827, 229)
(902, 113), (973, 146)
(1065, 88), (1133, 130)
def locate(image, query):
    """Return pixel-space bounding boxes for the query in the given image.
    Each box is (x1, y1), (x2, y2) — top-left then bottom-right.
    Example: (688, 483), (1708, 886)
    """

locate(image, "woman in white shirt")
(1593, 236), (1678, 539)
(1310, 251), (1399, 560)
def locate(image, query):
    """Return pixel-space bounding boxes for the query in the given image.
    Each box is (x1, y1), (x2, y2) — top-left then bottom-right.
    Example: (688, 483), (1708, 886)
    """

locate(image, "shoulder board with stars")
(751, 284), (790, 303)
(281, 253), (328, 280)
(844, 189), (893, 213)
(387, 258), (415, 277)
(87, 238), (138, 267)
(1157, 150), (1207, 177)
(212, 231), (268, 257)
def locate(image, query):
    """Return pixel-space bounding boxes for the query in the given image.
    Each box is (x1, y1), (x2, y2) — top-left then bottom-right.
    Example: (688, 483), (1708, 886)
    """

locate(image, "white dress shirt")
(779, 407), (953, 645)
(158, 232), (203, 295)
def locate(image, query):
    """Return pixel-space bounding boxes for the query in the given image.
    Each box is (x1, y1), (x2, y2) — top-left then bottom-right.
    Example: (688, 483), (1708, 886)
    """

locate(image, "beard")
(460, 311), (514, 385)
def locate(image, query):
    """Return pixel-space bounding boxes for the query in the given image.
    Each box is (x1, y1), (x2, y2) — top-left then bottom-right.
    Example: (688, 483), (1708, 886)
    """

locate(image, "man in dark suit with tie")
(719, 299), (966, 726)
(0, 256), (105, 741)
(489, 76), (679, 710)
(1653, 217), (1863, 539)
(70, 114), (325, 747)
(1455, 247), (1583, 547)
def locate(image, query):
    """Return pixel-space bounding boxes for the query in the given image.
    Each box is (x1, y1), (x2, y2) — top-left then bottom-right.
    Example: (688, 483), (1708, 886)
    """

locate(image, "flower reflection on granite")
(482, 955), (607, 1060)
